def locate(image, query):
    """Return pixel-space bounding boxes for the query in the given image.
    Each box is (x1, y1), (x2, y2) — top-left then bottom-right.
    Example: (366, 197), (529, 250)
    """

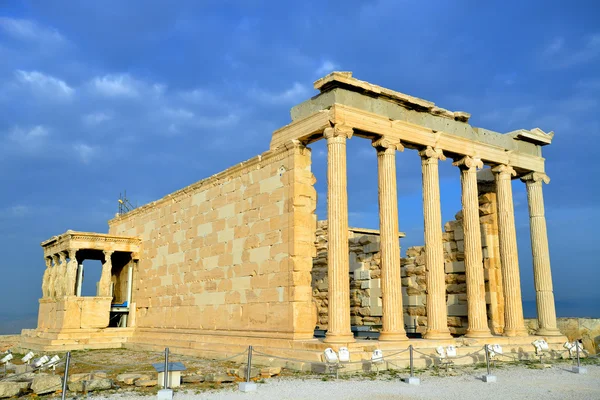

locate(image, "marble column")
(521, 172), (561, 336)
(49, 255), (59, 298)
(323, 124), (355, 344)
(373, 136), (407, 341)
(99, 250), (114, 297)
(65, 249), (78, 296)
(492, 164), (528, 336)
(454, 156), (491, 337)
(41, 257), (52, 298)
(420, 146), (452, 339)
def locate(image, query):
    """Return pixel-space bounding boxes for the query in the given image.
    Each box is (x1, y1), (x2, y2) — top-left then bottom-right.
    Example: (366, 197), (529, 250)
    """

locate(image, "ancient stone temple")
(21, 72), (565, 364)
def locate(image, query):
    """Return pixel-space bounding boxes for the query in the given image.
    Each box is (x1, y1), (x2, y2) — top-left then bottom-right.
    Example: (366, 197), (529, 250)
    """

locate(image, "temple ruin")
(21, 72), (566, 365)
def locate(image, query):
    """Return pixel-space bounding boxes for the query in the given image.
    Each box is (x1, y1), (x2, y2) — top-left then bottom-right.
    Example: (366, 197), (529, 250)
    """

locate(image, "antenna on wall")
(118, 190), (136, 215)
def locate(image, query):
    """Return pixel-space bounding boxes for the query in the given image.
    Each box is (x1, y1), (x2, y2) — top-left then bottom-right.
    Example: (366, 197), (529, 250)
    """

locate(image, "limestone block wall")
(108, 143), (317, 339)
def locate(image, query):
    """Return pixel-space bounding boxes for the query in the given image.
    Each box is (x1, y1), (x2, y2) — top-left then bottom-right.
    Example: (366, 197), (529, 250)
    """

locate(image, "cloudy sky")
(0, 1), (598, 331)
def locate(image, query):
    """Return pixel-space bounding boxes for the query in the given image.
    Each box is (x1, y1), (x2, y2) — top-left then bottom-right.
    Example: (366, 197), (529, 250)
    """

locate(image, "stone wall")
(526, 318), (600, 354)
(313, 221), (395, 330)
(108, 143), (317, 339)
(312, 179), (505, 336)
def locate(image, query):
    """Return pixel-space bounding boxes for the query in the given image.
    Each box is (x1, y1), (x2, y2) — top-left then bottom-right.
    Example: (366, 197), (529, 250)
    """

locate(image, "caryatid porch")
(275, 72), (563, 342)
(37, 231), (140, 331)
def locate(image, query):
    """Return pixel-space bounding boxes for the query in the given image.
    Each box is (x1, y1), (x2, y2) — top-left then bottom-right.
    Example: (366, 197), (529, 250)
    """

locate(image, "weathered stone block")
(31, 374), (62, 395)
(445, 261), (465, 273)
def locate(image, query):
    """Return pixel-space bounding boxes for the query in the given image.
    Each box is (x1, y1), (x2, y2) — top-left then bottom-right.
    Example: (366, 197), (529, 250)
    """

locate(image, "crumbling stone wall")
(313, 181), (505, 336)
(109, 143), (317, 339)
(313, 221), (389, 330)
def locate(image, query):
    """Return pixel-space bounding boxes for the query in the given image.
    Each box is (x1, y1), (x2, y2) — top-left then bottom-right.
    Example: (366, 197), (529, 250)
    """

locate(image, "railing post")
(61, 351), (70, 400)
(239, 345), (257, 392)
(164, 347), (169, 389)
(246, 345), (253, 382)
(483, 345), (496, 383)
(572, 339), (587, 374)
(403, 345), (419, 385)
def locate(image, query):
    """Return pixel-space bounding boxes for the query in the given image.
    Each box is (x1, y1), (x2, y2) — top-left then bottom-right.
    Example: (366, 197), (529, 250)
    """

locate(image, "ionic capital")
(492, 164), (516, 177)
(520, 172), (550, 184)
(419, 146), (446, 161)
(323, 124), (353, 140)
(453, 155), (483, 171)
(372, 136), (404, 154)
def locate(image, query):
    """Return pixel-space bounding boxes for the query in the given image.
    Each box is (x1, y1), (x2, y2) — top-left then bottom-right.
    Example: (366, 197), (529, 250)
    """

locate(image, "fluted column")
(373, 136), (407, 341)
(492, 164), (528, 336)
(324, 124), (355, 343)
(49, 255), (59, 298)
(65, 249), (78, 296)
(41, 257), (52, 298)
(56, 252), (67, 298)
(521, 172), (561, 336)
(420, 146), (452, 339)
(99, 250), (114, 297)
(454, 156), (491, 337)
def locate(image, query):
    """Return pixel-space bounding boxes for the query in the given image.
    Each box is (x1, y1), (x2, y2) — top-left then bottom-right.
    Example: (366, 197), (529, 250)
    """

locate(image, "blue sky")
(0, 1), (599, 331)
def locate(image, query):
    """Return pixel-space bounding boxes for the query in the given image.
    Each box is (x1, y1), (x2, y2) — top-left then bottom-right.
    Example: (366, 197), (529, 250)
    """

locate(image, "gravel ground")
(88, 364), (600, 400)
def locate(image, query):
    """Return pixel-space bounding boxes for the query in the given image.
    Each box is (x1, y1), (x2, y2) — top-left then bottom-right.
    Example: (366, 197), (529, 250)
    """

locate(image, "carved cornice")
(520, 172), (550, 184)
(41, 230), (140, 259)
(419, 146), (446, 161)
(372, 136), (404, 153)
(323, 123), (353, 140)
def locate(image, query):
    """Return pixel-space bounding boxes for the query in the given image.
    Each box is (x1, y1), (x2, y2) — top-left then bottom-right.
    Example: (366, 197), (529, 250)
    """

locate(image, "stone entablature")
(41, 230), (141, 258)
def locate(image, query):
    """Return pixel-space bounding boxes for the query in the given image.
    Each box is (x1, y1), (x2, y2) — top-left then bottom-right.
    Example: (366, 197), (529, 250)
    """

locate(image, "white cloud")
(0, 17), (65, 44)
(83, 112), (112, 125)
(15, 70), (74, 98)
(73, 143), (97, 164)
(91, 74), (140, 97)
(251, 82), (311, 104)
(6, 125), (50, 154)
(543, 34), (600, 69)
(315, 60), (339, 76)
(0, 205), (30, 218)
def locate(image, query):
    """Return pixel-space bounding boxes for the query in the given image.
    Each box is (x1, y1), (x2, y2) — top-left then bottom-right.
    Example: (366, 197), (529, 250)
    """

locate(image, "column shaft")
(42, 258), (51, 298)
(49, 255), (59, 298)
(493, 165), (528, 336)
(56, 252), (67, 298)
(420, 147), (451, 339)
(455, 156), (491, 337)
(374, 137), (407, 341)
(521, 172), (561, 336)
(324, 124), (355, 343)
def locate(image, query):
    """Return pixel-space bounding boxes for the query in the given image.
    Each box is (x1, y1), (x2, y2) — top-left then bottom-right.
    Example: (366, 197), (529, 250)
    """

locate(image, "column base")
(535, 328), (562, 337)
(379, 331), (408, 341)
(503, 328), (529, 337)
(423, 330), (452, 340)
(465, 329), (493, 338)
(323, 332), (355, 344)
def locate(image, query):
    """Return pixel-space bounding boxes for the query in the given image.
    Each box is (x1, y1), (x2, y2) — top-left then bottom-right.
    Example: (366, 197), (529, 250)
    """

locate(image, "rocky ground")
(0, 347), (598, 399)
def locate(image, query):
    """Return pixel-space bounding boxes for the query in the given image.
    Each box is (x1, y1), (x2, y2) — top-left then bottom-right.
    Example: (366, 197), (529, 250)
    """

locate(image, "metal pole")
(409, 345), (414, 378)
(163, 348), (169, 389)
(61, 351), (71, 400)
(576, 339), (580, 368)
(485, 345), (491, 376)
(245, 346), (253, 382)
